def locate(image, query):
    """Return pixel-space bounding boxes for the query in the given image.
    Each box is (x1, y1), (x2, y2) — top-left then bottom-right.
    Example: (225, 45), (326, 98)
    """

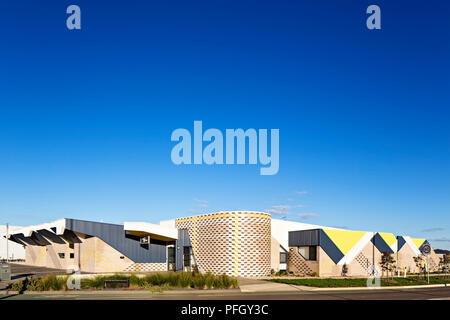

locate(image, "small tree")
(413, 255), (426, 279)
(381, 252), (396, 280)
(438, 254), (450, 278)
(341, 263), (348, 277)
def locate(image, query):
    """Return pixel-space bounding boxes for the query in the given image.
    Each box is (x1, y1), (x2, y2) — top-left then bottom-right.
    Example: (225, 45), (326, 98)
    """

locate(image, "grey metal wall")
(288, 229), (319, 247)
(65, 219), (167, 263)
(175, 229), (191, 271)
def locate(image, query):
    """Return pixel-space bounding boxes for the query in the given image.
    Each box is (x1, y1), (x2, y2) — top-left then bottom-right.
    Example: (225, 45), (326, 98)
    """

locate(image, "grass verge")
(267, 276), (450, 288)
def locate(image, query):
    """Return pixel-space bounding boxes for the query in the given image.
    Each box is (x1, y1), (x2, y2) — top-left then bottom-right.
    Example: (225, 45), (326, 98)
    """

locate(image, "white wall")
(0, 225), (26, 260)
(271, 218), (341, 250)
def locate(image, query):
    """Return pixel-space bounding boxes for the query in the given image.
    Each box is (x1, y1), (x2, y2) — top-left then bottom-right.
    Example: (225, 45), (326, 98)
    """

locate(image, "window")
(183, 247), (191, 267)
(280, 252), (287, 264)
(298, 246), (317, 261)
(70, 253), (74, 259)
(168, 247), (175, 264)
(58, 253), (65, 259)
(140, 236), (150, 244)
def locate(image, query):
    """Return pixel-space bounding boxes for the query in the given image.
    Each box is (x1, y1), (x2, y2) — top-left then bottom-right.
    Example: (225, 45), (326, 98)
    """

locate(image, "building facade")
(0, 225), (26, 261)
(3, 212), (441, 277)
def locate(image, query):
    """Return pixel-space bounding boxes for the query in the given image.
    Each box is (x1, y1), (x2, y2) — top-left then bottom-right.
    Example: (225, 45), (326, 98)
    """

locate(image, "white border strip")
(403, 236), (421, 256)
(337, 232), (375, 265)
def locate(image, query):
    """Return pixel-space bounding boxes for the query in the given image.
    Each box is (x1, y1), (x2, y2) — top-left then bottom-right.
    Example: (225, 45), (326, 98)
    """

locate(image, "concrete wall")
(24, 235), (168, 273)
(318, 247), (341, 277)
(270, 236), (281, 272)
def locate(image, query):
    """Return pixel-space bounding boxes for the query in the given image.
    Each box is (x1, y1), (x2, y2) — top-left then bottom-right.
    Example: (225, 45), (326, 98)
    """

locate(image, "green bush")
(10, 280), (25, 291)
(40, 274), (68, 291)
(192, 273), (206, 289)
(25, 277), (44, 291)
(12, 272), (238, 292)
(178, 272), (192, 288)
(9, 275), (68, 291)
(204, 272), (215, 289)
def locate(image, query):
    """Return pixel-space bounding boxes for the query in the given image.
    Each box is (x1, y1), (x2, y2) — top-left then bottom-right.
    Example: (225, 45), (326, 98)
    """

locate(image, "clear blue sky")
(0, 1), (449, 249)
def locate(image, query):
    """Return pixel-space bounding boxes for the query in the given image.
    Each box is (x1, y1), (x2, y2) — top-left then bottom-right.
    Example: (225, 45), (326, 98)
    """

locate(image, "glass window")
(298, 246), (317, 261)
(168, 247), (175, 263)
(309, 246), (317, 261)
(58, 253), (65, 259)
(183, 247), (191, 267)
(140, 236), (150, 244)
(280, 252), (287, 264)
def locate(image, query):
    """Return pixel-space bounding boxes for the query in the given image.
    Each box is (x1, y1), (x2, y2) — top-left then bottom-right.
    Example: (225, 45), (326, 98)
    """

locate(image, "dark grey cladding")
(14, 233), (39, 246)
(397, 236), (406, 251)
(61, 230), (82, 244)
(175, 229), (191, 271)
(288, 229), (344, 264)
(371, 233), (393, 254)
(9, 234), (26, 246)
(288, 229), (319, 246)
(30, 231), (51, 246)
(65, 218), (167, 263)
(37, 229), (66, 244)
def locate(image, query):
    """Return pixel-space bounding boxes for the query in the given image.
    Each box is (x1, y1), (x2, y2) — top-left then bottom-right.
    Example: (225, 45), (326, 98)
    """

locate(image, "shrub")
(81, 276), (104, 289)
(178, 272), (192, 288)
(40, 274), (68, 291)
(12, 275), (69, 291)
(192, 273), (206, 289)
(26, 277), (44, 291)
(10, 279), (25, 291)
(13, 272), (238, 292)
(204, 272), (215, 289)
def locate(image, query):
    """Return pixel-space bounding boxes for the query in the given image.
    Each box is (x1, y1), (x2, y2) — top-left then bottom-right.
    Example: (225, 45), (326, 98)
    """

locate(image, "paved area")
(0, 264), (66, 290)
(1, 270), (449, 300)
(239, 278), (299, 292)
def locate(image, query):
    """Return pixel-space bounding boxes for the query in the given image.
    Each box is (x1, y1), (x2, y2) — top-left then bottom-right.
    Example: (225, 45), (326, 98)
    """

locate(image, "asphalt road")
(1, 287), (449, 300)
(9, 263), (67, 278)
(1, 264), (449, 300)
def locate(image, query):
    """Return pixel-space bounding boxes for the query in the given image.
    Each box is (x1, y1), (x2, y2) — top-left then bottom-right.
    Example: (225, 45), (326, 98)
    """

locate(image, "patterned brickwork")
(355, 252), (370, 274)
(240, 213), (271, 277)
(288, 247), (318, 275)
(176, 212), (271, 277)
(123, 263), (167, 272)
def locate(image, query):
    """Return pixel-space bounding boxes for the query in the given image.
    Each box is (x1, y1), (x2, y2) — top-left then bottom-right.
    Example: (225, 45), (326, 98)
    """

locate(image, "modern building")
(0, 225), (26, 261)
(3, 212), (440, 277)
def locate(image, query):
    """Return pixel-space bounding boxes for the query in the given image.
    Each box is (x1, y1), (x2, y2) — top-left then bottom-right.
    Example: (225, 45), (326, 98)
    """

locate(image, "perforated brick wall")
(288, 246), (318, 275)
(176, 212), (271, 277)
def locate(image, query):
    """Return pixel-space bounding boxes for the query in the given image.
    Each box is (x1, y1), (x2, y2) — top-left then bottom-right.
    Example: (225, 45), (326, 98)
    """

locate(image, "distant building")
(3, 213), (441, 277)
(0, 225), (26, 260)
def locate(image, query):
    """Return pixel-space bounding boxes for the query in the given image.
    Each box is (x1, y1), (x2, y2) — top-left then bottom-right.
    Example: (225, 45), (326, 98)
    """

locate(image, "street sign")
(422, 244), (431, 255)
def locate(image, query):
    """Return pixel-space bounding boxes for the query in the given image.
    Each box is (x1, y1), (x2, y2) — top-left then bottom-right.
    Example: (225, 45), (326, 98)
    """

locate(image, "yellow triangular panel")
(411, 238), (426, 249)
(379, 232), (397, 247)
(323, 229), (366, 255)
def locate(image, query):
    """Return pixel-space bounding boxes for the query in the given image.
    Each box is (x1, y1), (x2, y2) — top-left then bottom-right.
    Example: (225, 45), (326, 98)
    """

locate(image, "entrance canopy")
(124, 222), (178, 241)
